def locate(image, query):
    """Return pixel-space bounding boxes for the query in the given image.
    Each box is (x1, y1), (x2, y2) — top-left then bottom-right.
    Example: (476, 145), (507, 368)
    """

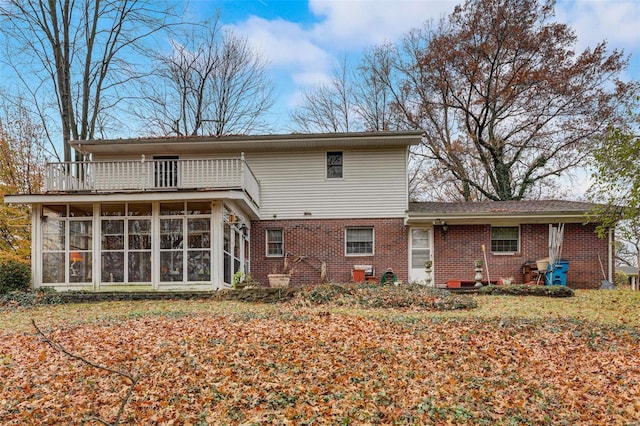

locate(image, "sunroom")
(7, 148), (260, 291)
(30, 199), (252, 291)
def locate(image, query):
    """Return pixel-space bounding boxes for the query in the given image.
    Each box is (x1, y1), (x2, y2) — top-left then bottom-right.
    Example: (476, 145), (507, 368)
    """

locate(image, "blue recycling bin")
(545, 260), (569, 286)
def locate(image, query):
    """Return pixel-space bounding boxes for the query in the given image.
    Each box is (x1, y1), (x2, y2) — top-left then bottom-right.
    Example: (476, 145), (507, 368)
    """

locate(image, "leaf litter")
(1, 308), (639, 425)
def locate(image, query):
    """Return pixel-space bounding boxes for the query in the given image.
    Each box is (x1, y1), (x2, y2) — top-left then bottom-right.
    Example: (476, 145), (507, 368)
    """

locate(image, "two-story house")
(5, 131), (613, 290)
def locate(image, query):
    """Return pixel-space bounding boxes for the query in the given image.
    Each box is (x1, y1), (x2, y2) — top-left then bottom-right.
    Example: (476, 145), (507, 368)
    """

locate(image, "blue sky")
(187, 0), (640, 131)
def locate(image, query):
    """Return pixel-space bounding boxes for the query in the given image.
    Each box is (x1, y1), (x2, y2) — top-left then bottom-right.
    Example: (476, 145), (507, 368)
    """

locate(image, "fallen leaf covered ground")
(1, 302), (639, 425)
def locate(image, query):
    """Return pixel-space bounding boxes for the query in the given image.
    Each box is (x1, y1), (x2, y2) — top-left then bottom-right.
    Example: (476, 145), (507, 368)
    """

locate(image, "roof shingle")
(409, 200), (599, 215)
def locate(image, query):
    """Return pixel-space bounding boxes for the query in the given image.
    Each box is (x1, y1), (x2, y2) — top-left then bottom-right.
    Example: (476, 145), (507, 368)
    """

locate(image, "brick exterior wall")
(433, 223), (610, 289)
(250, 218), (407, 286)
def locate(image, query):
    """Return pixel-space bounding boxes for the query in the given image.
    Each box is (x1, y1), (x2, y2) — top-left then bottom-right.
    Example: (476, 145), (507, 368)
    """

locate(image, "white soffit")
(70, 131), (423, 155)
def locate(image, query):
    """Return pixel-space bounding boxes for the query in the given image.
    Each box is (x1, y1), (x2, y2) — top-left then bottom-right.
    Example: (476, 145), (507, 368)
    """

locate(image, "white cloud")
(225, 0), (639, 130)
(291, 70), (333, 86)
(229, 0), (458, 113)
(308, 0), (453, 49)
(229, 16), (333, 70)
(230, 15), (338, 116)
(556, 1), (640, 51)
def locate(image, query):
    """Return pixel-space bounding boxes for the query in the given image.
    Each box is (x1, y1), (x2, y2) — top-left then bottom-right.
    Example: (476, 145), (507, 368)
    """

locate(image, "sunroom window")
(101, 203), (152, 283)
(160, 201), (212, 282)
(42, 204), (93, 284)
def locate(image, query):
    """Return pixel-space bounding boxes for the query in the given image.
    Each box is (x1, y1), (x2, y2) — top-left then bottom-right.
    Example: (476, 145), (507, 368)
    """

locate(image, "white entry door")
(409, 228), (432, 284)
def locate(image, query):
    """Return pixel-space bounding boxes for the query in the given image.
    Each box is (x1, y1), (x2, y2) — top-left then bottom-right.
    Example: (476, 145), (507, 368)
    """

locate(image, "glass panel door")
(410, 228), (432, 284)
(187, 218), (211, 281)
(42, 220), (65, 283)
(128, 219), (151, 282)
(101, 219), (125, 282)
(160, 218), (184, 281)
(159, 201), (213, 283)
(69, 220), (92, 283)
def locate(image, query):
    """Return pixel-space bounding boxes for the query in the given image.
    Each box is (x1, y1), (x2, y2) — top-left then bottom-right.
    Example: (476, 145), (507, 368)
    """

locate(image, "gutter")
(406, 212), (591, 225)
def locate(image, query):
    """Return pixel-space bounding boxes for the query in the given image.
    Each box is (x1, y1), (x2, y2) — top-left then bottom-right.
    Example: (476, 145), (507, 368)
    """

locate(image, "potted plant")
(268, 255), (294, 287)
(267, 272), (290, 288)
(267, 265), (293, 287)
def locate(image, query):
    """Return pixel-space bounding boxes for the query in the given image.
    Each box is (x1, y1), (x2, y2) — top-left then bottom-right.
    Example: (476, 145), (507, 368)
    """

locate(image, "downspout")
(31, 205), (40, 290)
(608, 226), (614, 283)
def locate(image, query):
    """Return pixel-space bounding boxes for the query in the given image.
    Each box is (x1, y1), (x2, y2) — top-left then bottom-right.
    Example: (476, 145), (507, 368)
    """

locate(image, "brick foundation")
(433, 223), (609, 289)
(250, 218), (408, 286)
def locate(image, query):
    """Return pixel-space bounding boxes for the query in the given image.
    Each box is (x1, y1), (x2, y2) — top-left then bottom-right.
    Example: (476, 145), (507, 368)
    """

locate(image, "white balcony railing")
(44, 157), (260, 206)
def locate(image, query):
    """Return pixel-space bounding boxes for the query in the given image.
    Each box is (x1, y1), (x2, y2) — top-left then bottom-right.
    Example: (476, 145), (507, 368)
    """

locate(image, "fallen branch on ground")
(31, 319), (140, 425)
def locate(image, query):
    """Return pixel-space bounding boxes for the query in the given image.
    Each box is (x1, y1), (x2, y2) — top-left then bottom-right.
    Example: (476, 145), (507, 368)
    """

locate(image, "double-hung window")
(326, 151), (343, 178)
(346, 227), (374, 255)
(491, 226), (519, 253)
(266, 229), (284, 257)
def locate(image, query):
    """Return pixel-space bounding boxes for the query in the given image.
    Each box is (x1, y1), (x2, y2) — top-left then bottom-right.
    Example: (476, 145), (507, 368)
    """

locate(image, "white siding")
(93, 148), (410, 219)
(245, 148), (408, 219)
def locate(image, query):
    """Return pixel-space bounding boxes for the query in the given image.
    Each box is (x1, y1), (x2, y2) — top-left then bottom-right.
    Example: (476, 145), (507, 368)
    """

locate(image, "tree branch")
(32, 319), (140, 426)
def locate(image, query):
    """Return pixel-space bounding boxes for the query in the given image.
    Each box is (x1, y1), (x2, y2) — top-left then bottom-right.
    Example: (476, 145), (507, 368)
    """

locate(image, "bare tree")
(396, 0), (636, 201)
(141, 18), (274, 136)
(0, 98), (47, 195)
(353, 45), (404, 132)
(290, 56), (356, 133)
(0, 0), (180, 162)
(614, 220), (640, 269)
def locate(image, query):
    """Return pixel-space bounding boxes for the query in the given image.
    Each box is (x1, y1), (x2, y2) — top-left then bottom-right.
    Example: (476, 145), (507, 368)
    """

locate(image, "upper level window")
(327, 151), (343, 178)
(266, 229), (284, 257)
(346, 227), (374, 256)
(491, 226), (519, 253)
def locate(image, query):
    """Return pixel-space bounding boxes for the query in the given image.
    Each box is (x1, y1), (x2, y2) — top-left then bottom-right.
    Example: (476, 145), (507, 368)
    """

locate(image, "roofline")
(4, 190), (260, 219)
(70, 131), (424, 155)
(4, 190), (249, 204)
(406, 211), (593, 225)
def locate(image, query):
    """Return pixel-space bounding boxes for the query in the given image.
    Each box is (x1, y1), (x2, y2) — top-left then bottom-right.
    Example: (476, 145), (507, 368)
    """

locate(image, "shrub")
(300, 284), (350, 304)
(292, 283), (477, 311)
(0, 260), (31, 294)
(614, 270), (628, 289)
(478, 284), (574, 297)
(0, 290), (62, 309)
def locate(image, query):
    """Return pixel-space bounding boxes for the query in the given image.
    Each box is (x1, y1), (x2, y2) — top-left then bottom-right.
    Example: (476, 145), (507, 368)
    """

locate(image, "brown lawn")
(1, 290), (639, 425)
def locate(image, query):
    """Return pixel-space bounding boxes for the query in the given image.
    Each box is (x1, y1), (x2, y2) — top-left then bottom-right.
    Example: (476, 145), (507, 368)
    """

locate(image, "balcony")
(44, 157), (260, 206)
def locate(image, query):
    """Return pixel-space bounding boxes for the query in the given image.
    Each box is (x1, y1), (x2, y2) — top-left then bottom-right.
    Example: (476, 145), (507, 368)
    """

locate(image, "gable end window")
(491, 226), (519, 253)
(266, 229), (284, 257)
(327, 151), (343, 178)
(346, 227), (374, 256)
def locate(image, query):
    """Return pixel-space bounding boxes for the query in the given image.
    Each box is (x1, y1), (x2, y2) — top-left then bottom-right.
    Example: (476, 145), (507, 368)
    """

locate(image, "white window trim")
(345, 227), (375, 256)
(266, 228), (284, 257)
(490, 225), (520, 254)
